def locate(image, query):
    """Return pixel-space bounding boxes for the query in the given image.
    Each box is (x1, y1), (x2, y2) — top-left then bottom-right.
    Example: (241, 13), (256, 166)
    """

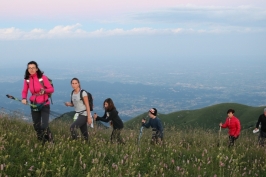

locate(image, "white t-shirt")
(72, 90), (89, 116)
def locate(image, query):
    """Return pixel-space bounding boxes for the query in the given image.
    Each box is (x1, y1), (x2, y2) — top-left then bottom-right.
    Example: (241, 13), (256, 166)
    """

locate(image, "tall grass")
(0, 116), (265, 177)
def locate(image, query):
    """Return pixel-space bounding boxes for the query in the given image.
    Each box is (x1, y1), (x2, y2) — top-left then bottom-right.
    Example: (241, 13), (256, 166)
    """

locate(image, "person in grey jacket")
(94, 98), (124, 144)
(142, 108), (163, 144)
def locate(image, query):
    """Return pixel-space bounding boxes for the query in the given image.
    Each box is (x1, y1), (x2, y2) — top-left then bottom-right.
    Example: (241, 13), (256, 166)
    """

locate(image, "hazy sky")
(0, 0), (266, 68)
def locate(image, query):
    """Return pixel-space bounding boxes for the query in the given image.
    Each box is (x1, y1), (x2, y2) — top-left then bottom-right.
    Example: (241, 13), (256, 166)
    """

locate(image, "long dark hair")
(103, 98), (116, 111)
(24, 61), (43, 79)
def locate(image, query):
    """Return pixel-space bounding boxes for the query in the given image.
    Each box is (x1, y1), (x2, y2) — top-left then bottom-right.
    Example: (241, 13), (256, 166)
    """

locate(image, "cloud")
(0, 22), (265, 40)
(130, 5), (266, 28)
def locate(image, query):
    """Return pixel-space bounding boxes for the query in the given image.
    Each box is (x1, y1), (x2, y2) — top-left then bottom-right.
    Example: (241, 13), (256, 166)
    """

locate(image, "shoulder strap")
(71, 90), (74, 103)
(80, 89), (85, 101)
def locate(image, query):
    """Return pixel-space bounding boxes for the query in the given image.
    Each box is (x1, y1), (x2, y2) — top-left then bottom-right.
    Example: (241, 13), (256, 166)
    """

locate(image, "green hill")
(124, 103), (265, 130)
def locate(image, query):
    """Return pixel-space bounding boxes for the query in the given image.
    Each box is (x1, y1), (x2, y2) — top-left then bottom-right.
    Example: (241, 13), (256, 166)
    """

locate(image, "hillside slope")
(124, 103), (265, 130)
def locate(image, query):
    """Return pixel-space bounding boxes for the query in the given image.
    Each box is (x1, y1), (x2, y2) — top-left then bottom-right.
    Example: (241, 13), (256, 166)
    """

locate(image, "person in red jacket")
(21, 61), (54, 144)
(219, 109), (241, 147)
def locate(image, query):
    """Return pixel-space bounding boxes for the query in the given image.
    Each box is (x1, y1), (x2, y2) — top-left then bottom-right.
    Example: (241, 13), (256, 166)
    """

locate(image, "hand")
(21, 99), (27, 105)
(39, 88), (45, 95)
(254, 128), (258, 131)
(142, 119), (146, 123)
(65, 102), (72, 107)
(87, 117), (92, 125)
(93, 113), (98, 119)
(219, 123), (222, 127)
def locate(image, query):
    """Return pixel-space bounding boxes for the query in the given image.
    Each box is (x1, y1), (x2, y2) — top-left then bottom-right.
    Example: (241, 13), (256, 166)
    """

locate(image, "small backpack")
(26, 76), (54, 104)
(71, 89), (93, 111)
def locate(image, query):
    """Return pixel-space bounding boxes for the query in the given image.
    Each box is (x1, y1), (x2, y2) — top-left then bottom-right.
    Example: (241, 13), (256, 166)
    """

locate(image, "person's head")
(264, 108), (266, 116)
(24, 61), (43, 79)
(227, 109), (235, 118)
(148, 108), (157, 118)
(71, 78), (81, 90)
(103, 98), (116, 111)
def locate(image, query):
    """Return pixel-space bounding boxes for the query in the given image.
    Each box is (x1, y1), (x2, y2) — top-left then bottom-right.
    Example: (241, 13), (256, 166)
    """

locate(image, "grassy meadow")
(1, 114), (266, 177)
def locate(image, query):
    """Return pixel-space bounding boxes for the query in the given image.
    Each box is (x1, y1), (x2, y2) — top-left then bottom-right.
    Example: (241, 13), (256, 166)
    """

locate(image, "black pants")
(31, 105), (53, 143)
(258, 131), (266, 146)
(151, 130), (163, 145)
(111, 129), (124, 144)
(228, 135), (239, 147)
(70, 115), (88, 141)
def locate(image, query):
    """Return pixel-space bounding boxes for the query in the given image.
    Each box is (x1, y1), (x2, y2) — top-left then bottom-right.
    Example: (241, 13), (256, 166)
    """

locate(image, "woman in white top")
(65, 78), (92, 141)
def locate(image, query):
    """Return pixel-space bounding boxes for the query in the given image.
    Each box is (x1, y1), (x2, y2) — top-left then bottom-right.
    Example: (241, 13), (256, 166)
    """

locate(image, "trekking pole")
(217, 126), (221, 147)
(138, 117), (146, 145)
(6, 94), (37, 108)
(138, 126), (144, 145)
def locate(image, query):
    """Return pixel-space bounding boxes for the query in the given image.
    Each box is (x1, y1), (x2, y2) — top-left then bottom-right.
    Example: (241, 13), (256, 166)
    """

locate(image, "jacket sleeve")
(42, 75), (54, 94)
(21, 80), (29, 99)
(96, 112), (108, 122)
(256, 115), (261, 129)
(142, 119), (151, 128)
(97, 109), (118, 122)
(235, 119), (241, 137)
(221, 118), (229, 128)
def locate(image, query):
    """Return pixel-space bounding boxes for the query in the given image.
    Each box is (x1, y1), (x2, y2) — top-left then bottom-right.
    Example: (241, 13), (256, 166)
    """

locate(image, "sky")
(0, 0), (266, 69)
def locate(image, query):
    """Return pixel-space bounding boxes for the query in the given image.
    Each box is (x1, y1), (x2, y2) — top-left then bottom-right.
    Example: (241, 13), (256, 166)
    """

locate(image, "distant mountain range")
(124, 103), (265, 130)
(1, 79), (266, 123)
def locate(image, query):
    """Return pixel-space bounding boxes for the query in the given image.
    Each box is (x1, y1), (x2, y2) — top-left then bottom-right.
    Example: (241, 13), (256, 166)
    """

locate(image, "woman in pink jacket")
(219, 109), (241, 147)
(21, 61), (54, 144)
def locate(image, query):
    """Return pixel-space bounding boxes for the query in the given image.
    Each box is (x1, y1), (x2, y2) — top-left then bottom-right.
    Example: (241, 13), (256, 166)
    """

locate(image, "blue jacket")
(142, 117), (163, 138)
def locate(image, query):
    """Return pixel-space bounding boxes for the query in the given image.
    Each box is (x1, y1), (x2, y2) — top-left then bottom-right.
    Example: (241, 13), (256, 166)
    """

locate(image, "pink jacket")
(221, 116), (241, 137)
(22, 73), (54, 105)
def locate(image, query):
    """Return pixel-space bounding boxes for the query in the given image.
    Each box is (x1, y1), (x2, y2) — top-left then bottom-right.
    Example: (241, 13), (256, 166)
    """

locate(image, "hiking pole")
(138, 126), (144, 145)
(217, 126), (221, 147)
(6, 94), (37, 108)
(138, 117), (147, 145)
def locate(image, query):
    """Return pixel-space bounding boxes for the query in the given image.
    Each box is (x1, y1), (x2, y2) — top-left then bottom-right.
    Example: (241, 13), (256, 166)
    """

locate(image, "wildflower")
(28, 166), (34, 171)
(1, 164), (4, 171)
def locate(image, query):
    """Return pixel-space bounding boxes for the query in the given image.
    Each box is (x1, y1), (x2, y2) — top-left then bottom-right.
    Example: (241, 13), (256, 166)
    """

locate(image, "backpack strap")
(38, 77), (53, 104)
(70, 90), (74, 104)
(26, 78), (43, 84)
(71, 89), (87, 105)
(79, 89), (85, 104)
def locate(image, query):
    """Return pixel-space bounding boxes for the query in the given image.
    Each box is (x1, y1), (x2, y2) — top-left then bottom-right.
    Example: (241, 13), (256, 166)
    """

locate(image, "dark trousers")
(31, 105), (53, 143)
(151, 131), (163, 145)
(111, 129), (124, 144)
(228, 135), (239, 147)
(258, 131), (266, 146)
(70, 115), (88, 141)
